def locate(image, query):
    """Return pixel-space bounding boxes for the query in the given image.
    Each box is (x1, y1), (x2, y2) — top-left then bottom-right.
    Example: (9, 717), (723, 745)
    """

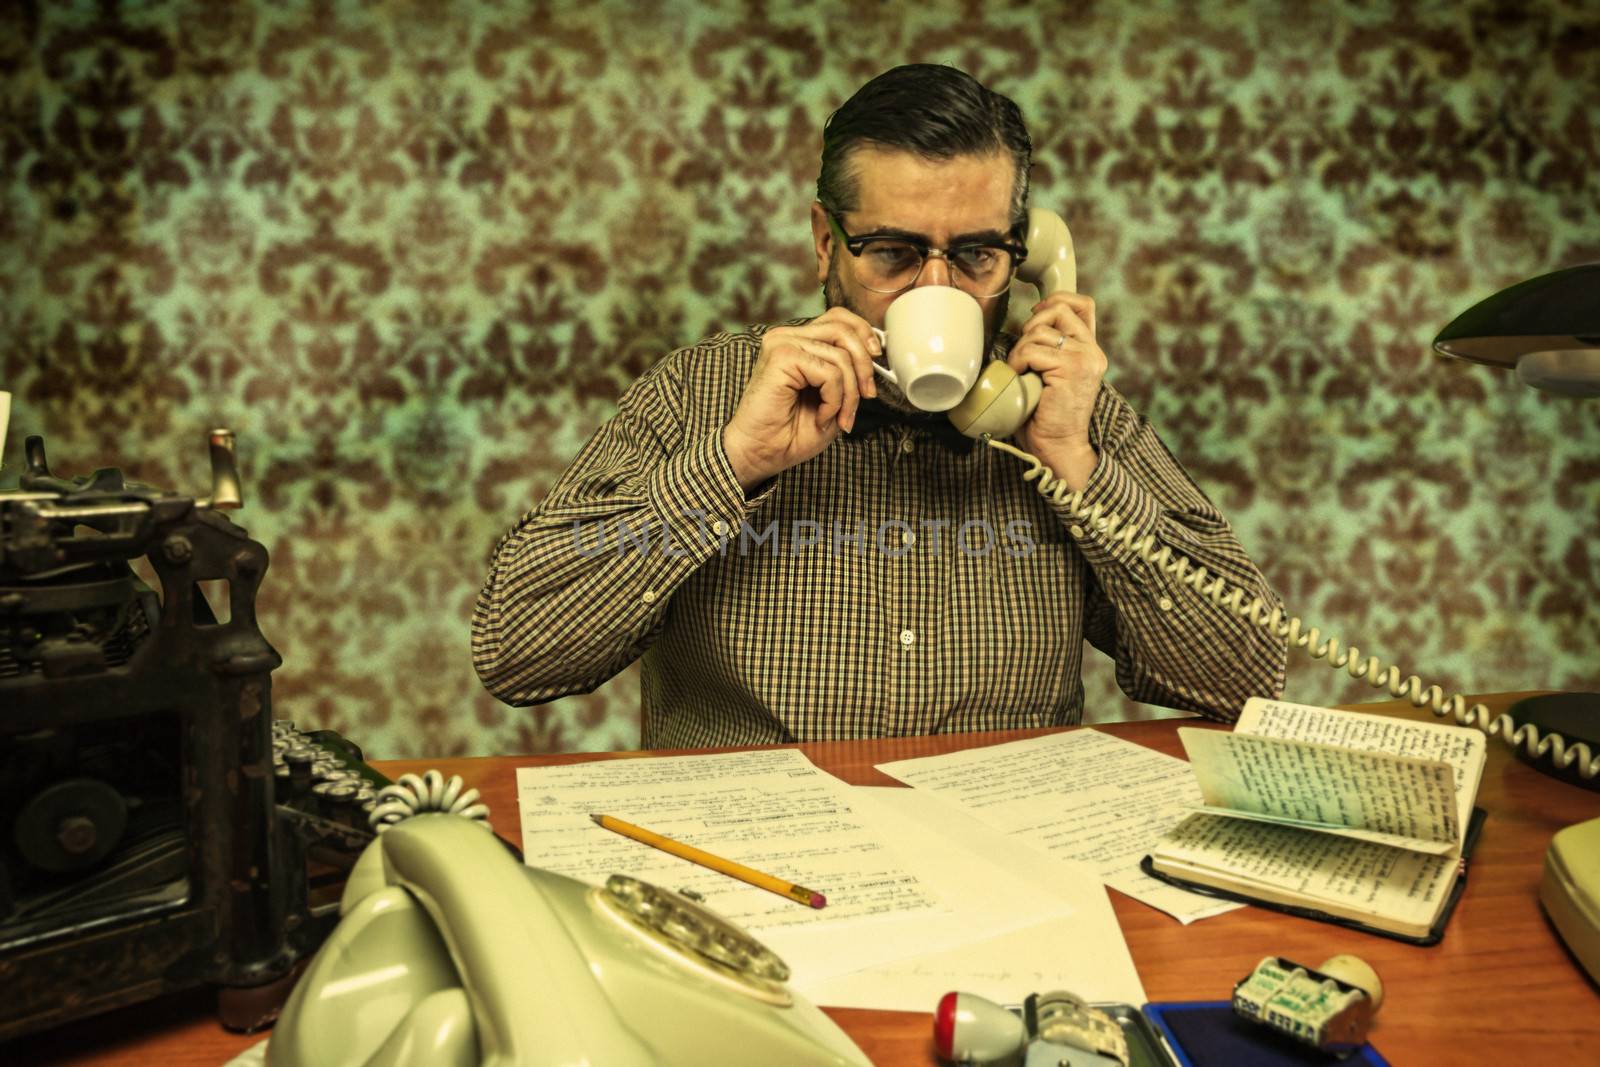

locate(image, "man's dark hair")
(817, 64), (1032, 231)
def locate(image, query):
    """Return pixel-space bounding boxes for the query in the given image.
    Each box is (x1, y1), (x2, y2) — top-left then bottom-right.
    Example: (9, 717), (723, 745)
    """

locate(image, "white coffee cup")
(870, 286), (985, 412)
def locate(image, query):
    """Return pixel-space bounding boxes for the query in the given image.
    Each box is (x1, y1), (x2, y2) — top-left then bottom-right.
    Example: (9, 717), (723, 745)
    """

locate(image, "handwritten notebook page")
(1155, 812), (1456, 934)
(876, 730), (1239, 923)
(1235, 697), (1486, 848)
(517, 749), (1074, 982)
(1178, 728), (1461, 853)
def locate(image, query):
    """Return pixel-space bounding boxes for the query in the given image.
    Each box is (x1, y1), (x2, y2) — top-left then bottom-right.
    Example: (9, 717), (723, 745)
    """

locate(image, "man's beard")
(823, 256), (1010, 415)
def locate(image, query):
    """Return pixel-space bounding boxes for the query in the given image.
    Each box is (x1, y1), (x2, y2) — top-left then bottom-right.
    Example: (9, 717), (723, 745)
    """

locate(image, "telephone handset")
(267, 815), (872, 1067)
(945, 207), (1078, 439)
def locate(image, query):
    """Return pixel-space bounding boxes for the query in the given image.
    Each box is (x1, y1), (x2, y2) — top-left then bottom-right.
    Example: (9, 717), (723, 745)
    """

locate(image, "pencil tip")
(589, 813), (603, 824)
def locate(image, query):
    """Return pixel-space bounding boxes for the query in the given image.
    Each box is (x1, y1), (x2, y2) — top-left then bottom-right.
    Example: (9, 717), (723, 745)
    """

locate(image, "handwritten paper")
(803, 788), (1146, 1011)
(876, 730), (1239, 923)
(522, 751), (938, 929)
(1179, 728), (1460, 852)
(1235, 698), (1486, 847)
(517, 749), (1075, 981)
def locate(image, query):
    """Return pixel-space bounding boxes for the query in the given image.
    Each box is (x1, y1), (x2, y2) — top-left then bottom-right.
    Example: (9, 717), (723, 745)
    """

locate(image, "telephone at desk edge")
(265, 813), (872, 1067)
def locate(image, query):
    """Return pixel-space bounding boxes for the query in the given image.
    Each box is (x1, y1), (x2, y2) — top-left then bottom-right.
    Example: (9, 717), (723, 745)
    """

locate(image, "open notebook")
(1143, 698), (1486, 943)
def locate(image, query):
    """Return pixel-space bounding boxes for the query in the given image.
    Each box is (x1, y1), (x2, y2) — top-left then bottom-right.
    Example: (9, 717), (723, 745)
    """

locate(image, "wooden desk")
(8, 693), (1599, 1065)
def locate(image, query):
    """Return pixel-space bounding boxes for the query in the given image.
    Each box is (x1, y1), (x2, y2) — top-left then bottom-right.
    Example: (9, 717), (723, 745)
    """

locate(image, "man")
(473, 64), (1287, 747)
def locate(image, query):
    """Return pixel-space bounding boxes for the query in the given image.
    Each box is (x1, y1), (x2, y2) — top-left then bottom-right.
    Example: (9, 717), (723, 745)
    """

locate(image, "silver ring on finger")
(1055, 332), (1068, 349)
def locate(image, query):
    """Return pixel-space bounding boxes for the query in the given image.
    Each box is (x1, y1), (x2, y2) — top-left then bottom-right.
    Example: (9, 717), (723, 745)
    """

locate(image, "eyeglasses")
(827, 212), (1026, 298)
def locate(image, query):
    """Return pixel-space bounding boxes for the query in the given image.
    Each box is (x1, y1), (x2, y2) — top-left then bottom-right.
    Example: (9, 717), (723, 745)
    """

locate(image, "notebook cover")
(1138, 807), (1486, 947)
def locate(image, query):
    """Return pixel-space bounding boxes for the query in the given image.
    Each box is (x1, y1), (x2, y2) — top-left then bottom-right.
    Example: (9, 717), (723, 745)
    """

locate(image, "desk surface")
(9, 693), (1599, 1066)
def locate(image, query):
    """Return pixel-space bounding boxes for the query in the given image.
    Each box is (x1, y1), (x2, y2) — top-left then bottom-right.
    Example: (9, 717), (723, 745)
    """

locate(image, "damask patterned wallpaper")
(2, 0), (1596, 757)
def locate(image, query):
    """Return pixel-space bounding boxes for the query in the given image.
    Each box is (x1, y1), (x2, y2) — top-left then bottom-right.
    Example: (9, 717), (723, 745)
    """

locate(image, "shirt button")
(642, 589), (657, 605)
(898, 629), (916, 647)
(901, 529), (915, 546)
(1068, 525), (1086, 539)
(1158, 596), (1175, 612)
(711, 520), (728, 536)
(900, 438), (915, 454)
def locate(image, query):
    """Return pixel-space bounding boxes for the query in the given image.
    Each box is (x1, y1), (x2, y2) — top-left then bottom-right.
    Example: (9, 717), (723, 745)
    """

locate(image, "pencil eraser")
(809, 892), (826, 909)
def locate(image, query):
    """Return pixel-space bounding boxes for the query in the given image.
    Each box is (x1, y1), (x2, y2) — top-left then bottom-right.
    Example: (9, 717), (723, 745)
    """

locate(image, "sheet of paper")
(803, 788), (1146, 1011)
(1237, 698), (1486, 847)
(876, 730), (1239, 923)
(1179, 727), (1460, 851)
(1157, 812), (1456, 930)
(517, 749), (1074, 982)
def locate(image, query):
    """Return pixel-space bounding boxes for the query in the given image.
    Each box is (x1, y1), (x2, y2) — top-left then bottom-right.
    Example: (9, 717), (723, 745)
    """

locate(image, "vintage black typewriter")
(0, 429), (382, 1041)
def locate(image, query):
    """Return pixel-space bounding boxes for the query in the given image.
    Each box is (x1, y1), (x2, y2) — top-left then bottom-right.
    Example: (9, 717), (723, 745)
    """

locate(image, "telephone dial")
(263, 812), (872, 1067)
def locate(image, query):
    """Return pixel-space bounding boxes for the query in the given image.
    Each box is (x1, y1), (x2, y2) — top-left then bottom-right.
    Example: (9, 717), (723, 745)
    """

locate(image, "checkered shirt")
(473, 324), (1288, 748)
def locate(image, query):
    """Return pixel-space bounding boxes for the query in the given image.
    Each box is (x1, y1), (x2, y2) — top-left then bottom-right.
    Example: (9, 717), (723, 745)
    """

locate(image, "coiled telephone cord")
(369, 769), (492, 832)
(986, 435), (1600, 782)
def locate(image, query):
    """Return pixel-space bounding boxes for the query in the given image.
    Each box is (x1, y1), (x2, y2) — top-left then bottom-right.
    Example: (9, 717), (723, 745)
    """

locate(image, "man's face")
(812, 145), (1016, 408)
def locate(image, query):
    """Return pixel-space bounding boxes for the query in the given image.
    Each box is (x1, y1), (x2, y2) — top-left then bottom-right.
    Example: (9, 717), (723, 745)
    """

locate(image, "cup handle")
(869, 328), (898, 387)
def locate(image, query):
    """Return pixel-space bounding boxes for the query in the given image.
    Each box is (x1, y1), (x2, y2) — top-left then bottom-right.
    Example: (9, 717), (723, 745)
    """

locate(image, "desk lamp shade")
(1433, 263), (1600, 396)
(1434, 265), (1600, 790)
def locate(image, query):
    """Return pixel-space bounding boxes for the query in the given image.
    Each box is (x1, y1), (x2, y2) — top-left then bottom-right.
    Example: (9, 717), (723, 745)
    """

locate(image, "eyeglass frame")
(825, 211), (1029, 298)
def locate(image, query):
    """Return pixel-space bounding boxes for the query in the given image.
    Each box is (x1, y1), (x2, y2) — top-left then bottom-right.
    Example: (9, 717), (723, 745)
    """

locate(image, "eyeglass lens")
(856, 239), (1016, 297)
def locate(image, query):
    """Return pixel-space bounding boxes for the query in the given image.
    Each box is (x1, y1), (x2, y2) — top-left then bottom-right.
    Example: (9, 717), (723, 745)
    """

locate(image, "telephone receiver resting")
(266, 814), (872, 1067)
(945, 206), (1077, 439)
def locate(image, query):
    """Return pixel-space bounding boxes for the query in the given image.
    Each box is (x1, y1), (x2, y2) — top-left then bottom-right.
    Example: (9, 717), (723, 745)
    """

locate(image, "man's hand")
(1008, 292), (1106, 491)
(723, 307), (880, 493)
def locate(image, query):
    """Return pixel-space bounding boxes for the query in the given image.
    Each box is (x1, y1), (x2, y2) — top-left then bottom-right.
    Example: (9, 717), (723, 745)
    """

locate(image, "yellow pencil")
(589, 813), (827, 909)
